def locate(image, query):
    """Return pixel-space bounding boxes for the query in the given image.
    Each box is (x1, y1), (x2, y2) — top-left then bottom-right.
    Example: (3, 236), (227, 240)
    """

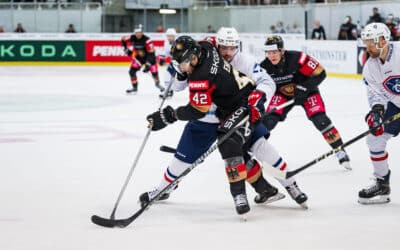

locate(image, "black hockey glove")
(247, 90), (266, 124)
(142, 62), (151, 73)
(365, 104), (384, 136)
(294, 84), (310, 105)
(147, 106), (177, 131)
(124, 48), (133, 56)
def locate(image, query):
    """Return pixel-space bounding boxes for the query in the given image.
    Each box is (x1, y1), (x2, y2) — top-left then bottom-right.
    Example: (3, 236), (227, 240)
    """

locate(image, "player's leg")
(358, 102), (400, 204)
(250, 133), (308, 209)
(245, 124), (285, 204)
(126, 59), (142, 93)
(149, 63), (165, 92)
(305, 92), (351, 170)
(139, 121), (218, 207)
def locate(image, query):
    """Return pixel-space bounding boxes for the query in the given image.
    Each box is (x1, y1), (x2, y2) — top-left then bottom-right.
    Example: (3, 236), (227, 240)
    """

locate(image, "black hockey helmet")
(264, 35), (284, 51)
(171, 35), (201, 63)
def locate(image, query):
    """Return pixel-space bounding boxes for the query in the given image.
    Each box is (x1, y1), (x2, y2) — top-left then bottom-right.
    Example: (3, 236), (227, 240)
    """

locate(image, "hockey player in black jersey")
(260, 35), (351, 170)
(146, 36), (274, 216)
(121, 24), (164, 94)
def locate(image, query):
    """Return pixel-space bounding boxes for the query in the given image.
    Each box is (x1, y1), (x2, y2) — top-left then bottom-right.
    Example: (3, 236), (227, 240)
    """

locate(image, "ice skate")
(358, 171), (391, 205)
(155, 82), (165, 92)
(126, 85), (138, 94)
(139, 189), (170, 208)
(285, 182), (308, 209)
(254, 185), (285, 204)
(233, 193), (250, 216)
(336, 150), (351, 170)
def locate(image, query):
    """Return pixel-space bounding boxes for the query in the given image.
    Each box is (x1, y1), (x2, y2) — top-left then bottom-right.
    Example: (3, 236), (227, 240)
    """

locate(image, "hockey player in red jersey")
(121, 24), (164, 94)
(260, 35), (351, 170)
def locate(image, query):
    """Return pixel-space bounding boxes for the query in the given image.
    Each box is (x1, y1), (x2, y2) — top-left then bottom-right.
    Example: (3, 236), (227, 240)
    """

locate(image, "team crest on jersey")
(188, 80), (209, 90)
(280, 83), (295, 96)
(383, 75), (400, 95)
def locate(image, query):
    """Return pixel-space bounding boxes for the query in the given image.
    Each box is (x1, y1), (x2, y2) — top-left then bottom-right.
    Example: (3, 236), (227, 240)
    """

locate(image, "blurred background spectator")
(385, 14), (399, 41)
(276, 21), (286, 33)
(207, 24), (216, 33)
(14, 23), (26, 33)
(155, 24), (164, 33)
(0, 26), (5, 33)
(338, 16), (357, 40)
(311, 20), (326, 40)
(367, 7), (384, 24)
(65, 24), (76, 33)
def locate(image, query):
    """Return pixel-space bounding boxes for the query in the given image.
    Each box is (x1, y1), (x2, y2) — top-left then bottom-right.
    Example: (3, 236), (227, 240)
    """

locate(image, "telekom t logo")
(307, 96), (318, 106)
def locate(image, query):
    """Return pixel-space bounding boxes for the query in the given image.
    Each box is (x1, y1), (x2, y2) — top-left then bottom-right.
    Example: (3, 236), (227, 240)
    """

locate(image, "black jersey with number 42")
(177, 41), (256, 121)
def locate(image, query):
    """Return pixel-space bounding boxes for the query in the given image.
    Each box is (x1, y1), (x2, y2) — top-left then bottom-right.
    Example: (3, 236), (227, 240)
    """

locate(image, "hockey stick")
(159, 100), (296, 155)
(105, 80), (174, 221)
(268, 111), (400, 180)
(160, 145), (177, 154)
(91, 100), (294, 228)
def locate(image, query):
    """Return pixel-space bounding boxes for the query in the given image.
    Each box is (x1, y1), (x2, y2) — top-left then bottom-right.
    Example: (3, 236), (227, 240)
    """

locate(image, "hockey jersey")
(175, 41), (255, 122)
(260, 50), (325, 98)
(363, 43), (400, 109)
(121, 34), (156, 64)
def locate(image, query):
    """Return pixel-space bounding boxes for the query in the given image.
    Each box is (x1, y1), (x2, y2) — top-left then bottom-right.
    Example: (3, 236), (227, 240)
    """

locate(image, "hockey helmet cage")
(216, 27), (240, 47)
(361, 22), (391, 43)
(264, 35), (284, 51)
(171, 36), (201, 63)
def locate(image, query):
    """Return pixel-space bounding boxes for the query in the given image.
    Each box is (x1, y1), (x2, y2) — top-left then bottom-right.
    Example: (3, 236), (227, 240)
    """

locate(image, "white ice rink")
(1, 66), (399, 250)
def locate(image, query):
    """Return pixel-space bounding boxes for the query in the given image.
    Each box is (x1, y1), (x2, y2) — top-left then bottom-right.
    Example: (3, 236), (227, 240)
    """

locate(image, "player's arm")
(251, 62), (276, 107)
(121, 35), (132, 55)
(145, 39), (156, 65)
(146, 82), (214, 131)
(363, 67), (387, 109)
(295, 52), (326, 87)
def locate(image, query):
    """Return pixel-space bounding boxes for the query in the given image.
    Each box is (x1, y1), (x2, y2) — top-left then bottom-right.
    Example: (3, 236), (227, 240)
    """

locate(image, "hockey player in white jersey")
(358, 22), (400, 204)
(216, 27), (308, 207)
(159, 28), (177, 98)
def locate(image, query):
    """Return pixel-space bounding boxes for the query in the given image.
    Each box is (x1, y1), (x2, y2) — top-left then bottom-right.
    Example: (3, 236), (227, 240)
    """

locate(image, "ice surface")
(0, 66), (399, 250)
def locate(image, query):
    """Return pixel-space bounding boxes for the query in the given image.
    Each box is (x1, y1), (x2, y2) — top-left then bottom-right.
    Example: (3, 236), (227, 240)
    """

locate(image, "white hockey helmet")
(216, 27), (240, 47)
(134, 24), (143, 33)
(361, 22), (391, 43)
(166, 28), (177, 36)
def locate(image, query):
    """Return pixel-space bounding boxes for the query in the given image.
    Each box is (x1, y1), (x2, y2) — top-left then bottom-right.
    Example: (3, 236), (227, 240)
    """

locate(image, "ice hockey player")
(158, 28), (177, 98)
(121, 24), (164, 94)
(145, 35), (283, 217)
(260, 35), (351, 170)
(358, 22), (399, 205)
(215, 27), (308, 208)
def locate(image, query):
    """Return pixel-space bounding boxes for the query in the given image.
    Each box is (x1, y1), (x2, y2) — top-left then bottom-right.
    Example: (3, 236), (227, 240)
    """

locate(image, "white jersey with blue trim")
(363, 43), (400, 109)
(230, 52), (276, 108)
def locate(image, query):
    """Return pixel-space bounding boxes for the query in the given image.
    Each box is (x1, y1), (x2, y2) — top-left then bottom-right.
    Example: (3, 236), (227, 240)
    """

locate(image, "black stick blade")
(159, 145), (176, 153)
(91, 215), (117, 228)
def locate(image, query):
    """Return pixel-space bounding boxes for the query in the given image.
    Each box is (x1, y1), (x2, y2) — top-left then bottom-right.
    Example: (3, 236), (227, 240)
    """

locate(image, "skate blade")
(341, 162), (352, 171)
(299, 202), (308, 210)
(126, 92), (138, 95)
(263, 193), (286, 204)
(240, 214), (248, 222)
(358, 195), (390, 205)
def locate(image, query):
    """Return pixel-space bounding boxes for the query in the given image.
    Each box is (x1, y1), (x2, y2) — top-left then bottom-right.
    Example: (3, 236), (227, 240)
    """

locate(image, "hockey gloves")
(247, 90), (266, 123)
(365, 104), (384, 136)
(294, 84), (310, 105)
(142, 62), (151, 73)
(124, 48), (133, 56)
(147, 106), (177, 131)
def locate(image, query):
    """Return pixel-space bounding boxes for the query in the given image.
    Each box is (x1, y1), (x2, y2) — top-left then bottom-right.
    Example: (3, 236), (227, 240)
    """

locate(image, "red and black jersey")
(260, 50), (325, 98)
(121, 34), (156, 64)
(176, 41), (255, 121)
